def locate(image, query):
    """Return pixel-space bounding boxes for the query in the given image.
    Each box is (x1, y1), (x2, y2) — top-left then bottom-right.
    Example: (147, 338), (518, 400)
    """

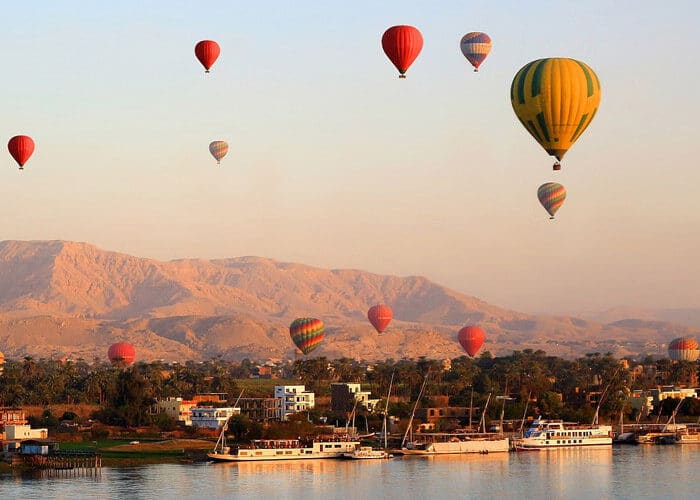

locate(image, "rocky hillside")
(0, 240), (695, 362)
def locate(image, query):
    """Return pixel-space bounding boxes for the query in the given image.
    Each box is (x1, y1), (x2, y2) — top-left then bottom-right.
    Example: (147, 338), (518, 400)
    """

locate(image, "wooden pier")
(15, 450), (102, 477)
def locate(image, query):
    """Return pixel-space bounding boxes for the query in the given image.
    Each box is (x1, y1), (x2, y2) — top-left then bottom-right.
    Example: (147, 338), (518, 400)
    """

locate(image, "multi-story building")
(330, 383), (380, 413)
(153, 397), (198, 426)
(190, 407), (240, 429)
(274, 385), (315, 421)
(238, 398), (279, 421)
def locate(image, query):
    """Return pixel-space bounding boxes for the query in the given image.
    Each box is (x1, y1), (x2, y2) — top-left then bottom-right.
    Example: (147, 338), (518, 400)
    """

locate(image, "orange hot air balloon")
(381, 25), (423, 78)
(368, 304), (393, 333)
(8, 135), (35, 170)
(108, 342), (136, 366)
(195, 40), (220, 73)
(457, 326), (485, 357)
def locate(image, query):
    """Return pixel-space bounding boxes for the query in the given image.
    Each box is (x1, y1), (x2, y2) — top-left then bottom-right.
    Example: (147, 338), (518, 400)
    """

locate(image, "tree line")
(1, 350), (699, 429)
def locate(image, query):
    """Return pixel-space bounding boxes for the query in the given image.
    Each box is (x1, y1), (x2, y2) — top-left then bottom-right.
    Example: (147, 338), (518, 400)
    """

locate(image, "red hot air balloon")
(457, 326), (486, 357)
(8, 135), (35, 170)
(108, 342), (136, 366)
(368, 304), (393, 333)
(290, 318), (325, 355)
(195, 40), (220, 73)
(381, 25), (423, 78)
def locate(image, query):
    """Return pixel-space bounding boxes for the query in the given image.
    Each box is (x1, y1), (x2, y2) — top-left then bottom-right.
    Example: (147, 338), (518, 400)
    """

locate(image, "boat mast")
(479, 392), (492, 433)
(401, 371), (430, 448)
(382, 371), (395, 450)
(213, 388), (244, 452)
(468, 385), (474, 432)
(592, 366), (621, 426)
(662, 398), (684, 432)
(518, 390), (532, 437)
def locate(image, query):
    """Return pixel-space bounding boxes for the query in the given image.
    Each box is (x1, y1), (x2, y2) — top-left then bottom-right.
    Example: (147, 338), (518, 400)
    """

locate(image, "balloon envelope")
(108, 342), (136, 366)
(458, 326), (485, 357)
(510, 58), (601, 166)
(381, 25), (423, 78)
(195, 40), (220, 72)
(368, 304), (393, 333)
(8, 135), (35, 169)
(668, 337), (700, 361)
(290, 318), (325, 355)
(209, 141), (229, 164)
(537, 182), (567, 218)
(460, 32), (492, 71)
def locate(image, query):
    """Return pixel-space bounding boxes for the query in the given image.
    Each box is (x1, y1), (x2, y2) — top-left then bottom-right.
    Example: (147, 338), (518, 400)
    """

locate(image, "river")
(1, 446), (696, 499)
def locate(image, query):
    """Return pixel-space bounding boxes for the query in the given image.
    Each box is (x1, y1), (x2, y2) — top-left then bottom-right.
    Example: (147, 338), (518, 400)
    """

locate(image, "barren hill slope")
(0, 240), (694, 362)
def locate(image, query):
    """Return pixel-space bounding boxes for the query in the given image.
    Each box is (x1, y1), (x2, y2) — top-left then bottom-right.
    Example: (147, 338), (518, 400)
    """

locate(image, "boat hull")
(398, 437), (510, 455)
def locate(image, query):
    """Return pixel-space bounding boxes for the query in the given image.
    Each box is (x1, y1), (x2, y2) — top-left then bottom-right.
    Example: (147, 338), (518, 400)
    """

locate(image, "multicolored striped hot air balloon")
(511, 58), (601, 170)
(209, 141), (229, 164)
(368, 304), (393, 334)
(668, 337), (700, 361)
(537, 182), (567, 219)
(290, 318), (325, 355)
(458, 325), (486, 357)
(460, 32), (492, 72)
(381, 25), (423, 78)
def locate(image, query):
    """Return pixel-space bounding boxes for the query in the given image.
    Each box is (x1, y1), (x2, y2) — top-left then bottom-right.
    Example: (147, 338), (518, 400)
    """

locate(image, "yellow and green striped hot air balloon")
(511, 58), (601, 170)
(289, 317), (325, 355)
(537, 182), (566, 219)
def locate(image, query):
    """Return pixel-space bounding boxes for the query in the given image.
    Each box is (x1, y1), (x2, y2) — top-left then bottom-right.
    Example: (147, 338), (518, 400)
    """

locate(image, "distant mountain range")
(0, 240), (696, 363)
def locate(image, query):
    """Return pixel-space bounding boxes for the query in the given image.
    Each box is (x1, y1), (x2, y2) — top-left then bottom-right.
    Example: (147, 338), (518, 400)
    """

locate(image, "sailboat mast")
(401, 372), (430, 448)
(383, 371), (395, 450)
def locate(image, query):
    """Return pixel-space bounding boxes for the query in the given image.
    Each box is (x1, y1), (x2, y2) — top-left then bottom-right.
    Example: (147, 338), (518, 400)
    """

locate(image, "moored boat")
(396, 432), (510, 455)
(514, 418), (613, 449)
(341, 445), (392, 460)
(208, 437), (361, 462)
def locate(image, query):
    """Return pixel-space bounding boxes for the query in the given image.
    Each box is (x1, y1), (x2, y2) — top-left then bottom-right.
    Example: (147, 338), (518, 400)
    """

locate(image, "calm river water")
(1, 446), (697, 499)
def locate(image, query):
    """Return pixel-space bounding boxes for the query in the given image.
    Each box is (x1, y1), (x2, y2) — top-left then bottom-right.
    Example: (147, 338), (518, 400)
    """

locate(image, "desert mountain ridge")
(0, 240), (695, 363)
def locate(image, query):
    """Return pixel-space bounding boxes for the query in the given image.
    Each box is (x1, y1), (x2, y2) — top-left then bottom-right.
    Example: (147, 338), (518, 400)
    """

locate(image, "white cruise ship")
(515, 418), (613, 449)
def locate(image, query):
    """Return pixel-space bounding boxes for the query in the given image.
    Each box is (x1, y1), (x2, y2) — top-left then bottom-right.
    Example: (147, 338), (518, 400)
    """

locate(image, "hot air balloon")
(8, 135), (35, 170)
(537, 182), (567, 219)
(510, 58), (601, 170)
(368, 304), (393, 334)
(195, 40), (220, 73)
(458, 326), (485, 357)
(460, 32), (492, 72)
(381, 25), (423, 78)
(209, 141), (229, 164)
(108, 342), (136, 366)
(290, 318), (325, 355)
(668, 337), (700, 362)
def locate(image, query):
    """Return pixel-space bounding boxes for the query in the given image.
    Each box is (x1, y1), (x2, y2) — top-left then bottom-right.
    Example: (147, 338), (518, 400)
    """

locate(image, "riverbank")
(56, 438), (215, 466)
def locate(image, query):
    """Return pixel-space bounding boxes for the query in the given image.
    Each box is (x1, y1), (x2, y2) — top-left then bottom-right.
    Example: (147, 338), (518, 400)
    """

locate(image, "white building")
(274, 385), (315, 421)
(5, 424), (48, 440)
(154, 397), (198, 426)
(190, 407), (240, 429)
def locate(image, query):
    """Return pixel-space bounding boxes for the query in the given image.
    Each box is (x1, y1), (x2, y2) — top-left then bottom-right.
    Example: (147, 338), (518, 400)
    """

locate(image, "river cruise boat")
(396, 433), (510, 455)
(341, 446), (392, 460)
(208, 437), (360, 462)
(514, 418), (613, 449)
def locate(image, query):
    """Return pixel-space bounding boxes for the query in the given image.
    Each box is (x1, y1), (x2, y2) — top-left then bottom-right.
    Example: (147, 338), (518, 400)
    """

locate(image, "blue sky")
(1, 1), (698, 314)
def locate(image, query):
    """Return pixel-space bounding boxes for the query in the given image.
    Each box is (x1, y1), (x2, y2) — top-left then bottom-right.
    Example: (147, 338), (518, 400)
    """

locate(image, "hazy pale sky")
(1, 1), (698, 315)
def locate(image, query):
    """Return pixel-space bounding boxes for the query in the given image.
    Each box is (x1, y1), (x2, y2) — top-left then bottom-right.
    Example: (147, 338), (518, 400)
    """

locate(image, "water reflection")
(2, 448), (700, 499)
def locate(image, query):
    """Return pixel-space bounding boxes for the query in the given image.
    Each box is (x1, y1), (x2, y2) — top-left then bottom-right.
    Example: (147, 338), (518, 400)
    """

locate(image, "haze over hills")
(0, 240), (695, 363)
